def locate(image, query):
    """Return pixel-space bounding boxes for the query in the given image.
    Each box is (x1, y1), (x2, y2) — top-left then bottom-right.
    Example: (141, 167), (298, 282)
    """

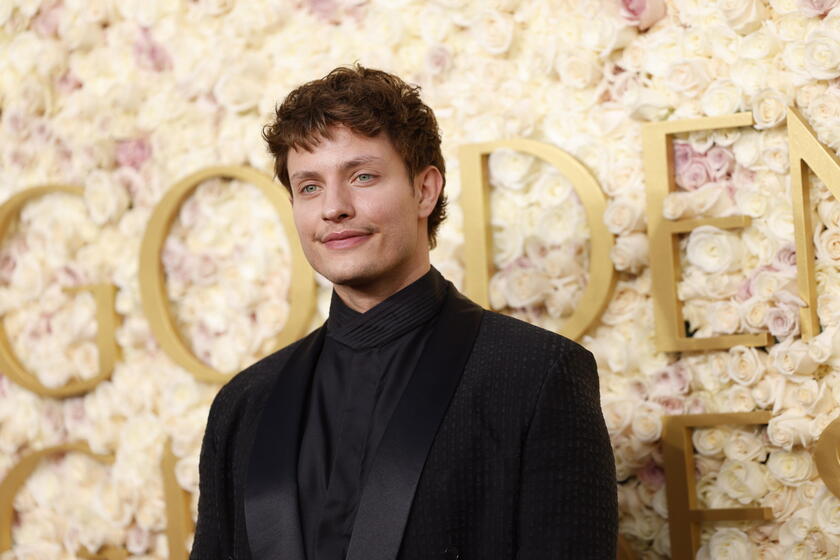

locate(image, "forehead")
(287, 126), (400, 173)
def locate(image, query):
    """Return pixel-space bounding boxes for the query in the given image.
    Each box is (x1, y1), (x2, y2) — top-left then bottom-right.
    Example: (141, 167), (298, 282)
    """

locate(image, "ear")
(414, 165), (444, 219)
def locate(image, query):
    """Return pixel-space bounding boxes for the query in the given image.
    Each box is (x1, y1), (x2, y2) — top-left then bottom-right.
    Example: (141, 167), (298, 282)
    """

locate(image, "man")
(190, 64), (617, 560)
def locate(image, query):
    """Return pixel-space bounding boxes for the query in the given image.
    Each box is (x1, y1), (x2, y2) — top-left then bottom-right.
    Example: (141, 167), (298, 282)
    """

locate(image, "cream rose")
(475, 10), (515, 55)
(693, 427), (729, 457)
(804, 30), (840, 80)
(704, 527), (756, 559)
(609, 232), (649, 273)
(631, 401), (664, 443)
(603, 195), (646, 235)
(767, 411), (813, 450)
(727, 346), (766, 386)
(767, 449), (817, 486)
(555, 50), (602, 89)
(718, 459), (769, 504)
(772, 338), (817, 376)
(719, 0), (767, 34)
(700, 79), (743, 116)
(500, 266), (551, 308)
(815, 490), (840, 535)
(752, 89), (789, 130)
(685, 225), (743, 274)
(489, 149), (536, 191)
(724, 428), (767, 461)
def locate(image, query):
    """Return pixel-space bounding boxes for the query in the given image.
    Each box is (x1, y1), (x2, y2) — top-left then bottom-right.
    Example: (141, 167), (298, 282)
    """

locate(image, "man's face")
(287, 126), (431, 291)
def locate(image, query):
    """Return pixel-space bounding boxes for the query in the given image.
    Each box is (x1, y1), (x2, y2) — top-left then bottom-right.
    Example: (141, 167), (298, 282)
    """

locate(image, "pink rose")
(673, 140), (694, 174)
(797, 0), (840, 17)
(773, 244), (797, 270)
(620, 0), (666, 31)
(650, 362), (691, 396)
(705, 146), (735, 180)
(637, 459), (666, 489)
(134, 28), (172, 72)
(676, 157), (710, 190)
(33, 2), (61, 38)
(116, 138), (151, 169)
(767, 304), (800, 339)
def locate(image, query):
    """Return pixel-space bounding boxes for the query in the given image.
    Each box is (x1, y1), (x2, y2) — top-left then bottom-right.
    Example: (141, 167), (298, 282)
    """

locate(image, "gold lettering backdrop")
(3, 1), (840, 559)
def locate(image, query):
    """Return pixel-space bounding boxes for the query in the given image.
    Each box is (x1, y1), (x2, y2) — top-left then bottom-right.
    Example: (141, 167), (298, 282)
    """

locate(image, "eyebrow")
(290, 155), (385, 184)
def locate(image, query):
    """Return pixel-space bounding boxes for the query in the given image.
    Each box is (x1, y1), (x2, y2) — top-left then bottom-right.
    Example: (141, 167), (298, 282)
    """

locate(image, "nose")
(321, 183), (354, 222)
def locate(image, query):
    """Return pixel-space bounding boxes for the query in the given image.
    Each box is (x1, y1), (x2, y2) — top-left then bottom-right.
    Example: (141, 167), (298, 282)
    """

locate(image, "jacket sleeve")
(516, 344), (618, 559)
(190, 397), (226, 559)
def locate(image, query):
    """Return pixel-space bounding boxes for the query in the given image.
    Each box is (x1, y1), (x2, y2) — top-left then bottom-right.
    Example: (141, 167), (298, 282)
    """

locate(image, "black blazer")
(190, 288), (617, 560)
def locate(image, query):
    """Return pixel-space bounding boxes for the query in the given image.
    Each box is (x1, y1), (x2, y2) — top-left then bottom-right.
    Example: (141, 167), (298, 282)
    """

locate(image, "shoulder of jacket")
(477, 308), (588, 357)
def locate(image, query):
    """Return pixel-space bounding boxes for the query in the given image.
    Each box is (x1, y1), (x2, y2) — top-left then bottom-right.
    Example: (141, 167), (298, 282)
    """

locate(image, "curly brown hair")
(262, 64), (447, 248)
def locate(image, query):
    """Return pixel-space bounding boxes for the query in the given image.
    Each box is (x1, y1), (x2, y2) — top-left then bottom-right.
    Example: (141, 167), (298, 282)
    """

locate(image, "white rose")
(474, 10), (514, 55)
(719, 0), (767, 34)
(685, 225), (743, 274)
(815, 490), (840, 535)
(603, 195), (645, 235)
(488, 149), (536, 191)
(752, 371), (786, 411)
(733, 129), (762, 168)
(727, 346), (766, 386)
(741, 28), (782, 60)
(730, 59), (768, 96)
(706, 527), (756, 559)
(631, 401), (664, 443)
(580, 12), (636, 55)
(718, 459), (769, 504)
(601, 397), (635, 435)
(804, 30), (840, 80)
(721, 385), (757, 412)
(779, 511), (812, 546)
(816, 227), (840, 265)
(709, 301), (742, 335)
(767, 449), (817, 486)
(701, 79), (744, 116)
(665, 59), (710, 97)
(817, 198), (840, 229)
(735, 185), (769, 218)
(809, 326), (840, 364)
(763, 487), (801, 524)
(772, 338), (816, 377)
(555, 50), (602, 89)
(84, 170), (130, 226)
(693, 427), (729, 457)
(724, 429), (766, 461)
(752, 89), (789, 130)
(609, 232), (648, 274)
(501, 266), (550, 308)
(767, 411), (813, 450)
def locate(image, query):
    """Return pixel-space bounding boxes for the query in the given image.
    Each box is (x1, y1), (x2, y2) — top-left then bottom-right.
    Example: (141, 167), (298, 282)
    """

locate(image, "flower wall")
(2, 0), (840, 558)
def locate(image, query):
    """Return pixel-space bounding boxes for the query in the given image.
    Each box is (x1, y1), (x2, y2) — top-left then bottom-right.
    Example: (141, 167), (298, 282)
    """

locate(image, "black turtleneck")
(297, 267), (449, 560)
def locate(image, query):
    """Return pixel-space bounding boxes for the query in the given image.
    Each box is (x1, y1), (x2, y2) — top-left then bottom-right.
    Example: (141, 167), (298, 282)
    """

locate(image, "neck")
(334, 259), (431, 313)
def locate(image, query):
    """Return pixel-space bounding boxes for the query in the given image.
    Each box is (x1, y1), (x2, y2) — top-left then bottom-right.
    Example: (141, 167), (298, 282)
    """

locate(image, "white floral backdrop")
(3, 0), (840, 558)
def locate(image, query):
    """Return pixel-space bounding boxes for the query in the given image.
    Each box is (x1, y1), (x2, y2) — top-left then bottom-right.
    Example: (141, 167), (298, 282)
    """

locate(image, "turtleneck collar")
(326, 266), (449, 349)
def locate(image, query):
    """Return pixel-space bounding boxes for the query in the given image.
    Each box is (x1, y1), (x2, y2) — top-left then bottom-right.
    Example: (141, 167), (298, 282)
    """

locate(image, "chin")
(316, 260), (382, 288)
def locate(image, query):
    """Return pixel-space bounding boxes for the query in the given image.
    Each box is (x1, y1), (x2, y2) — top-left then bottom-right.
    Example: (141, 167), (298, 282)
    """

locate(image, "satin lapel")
(244, 326), (326, 560)
(346, 288), (484, 560)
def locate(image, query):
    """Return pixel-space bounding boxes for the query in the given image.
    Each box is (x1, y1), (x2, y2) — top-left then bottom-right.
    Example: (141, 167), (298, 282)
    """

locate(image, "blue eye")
(356, 173), (374, 182)
(301, 184), (319, 194)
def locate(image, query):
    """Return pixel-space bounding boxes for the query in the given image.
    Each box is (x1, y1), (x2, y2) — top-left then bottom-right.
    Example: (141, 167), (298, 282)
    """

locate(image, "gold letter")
(0, 187), (119, 398)
(139, 166), (315, 384)
(815, 417), (840, 500)
(458, 140), (615, 340)
(787, 107), (840, 341)
(0, 443), (122, 557)
(642, 114), (774, 352)
(662, 412), (773, 558)
(162, 439), (194, 560)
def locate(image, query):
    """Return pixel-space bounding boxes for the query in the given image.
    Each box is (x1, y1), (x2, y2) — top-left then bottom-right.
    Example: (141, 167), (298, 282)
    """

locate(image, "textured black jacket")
(190, 287), (617, 559)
